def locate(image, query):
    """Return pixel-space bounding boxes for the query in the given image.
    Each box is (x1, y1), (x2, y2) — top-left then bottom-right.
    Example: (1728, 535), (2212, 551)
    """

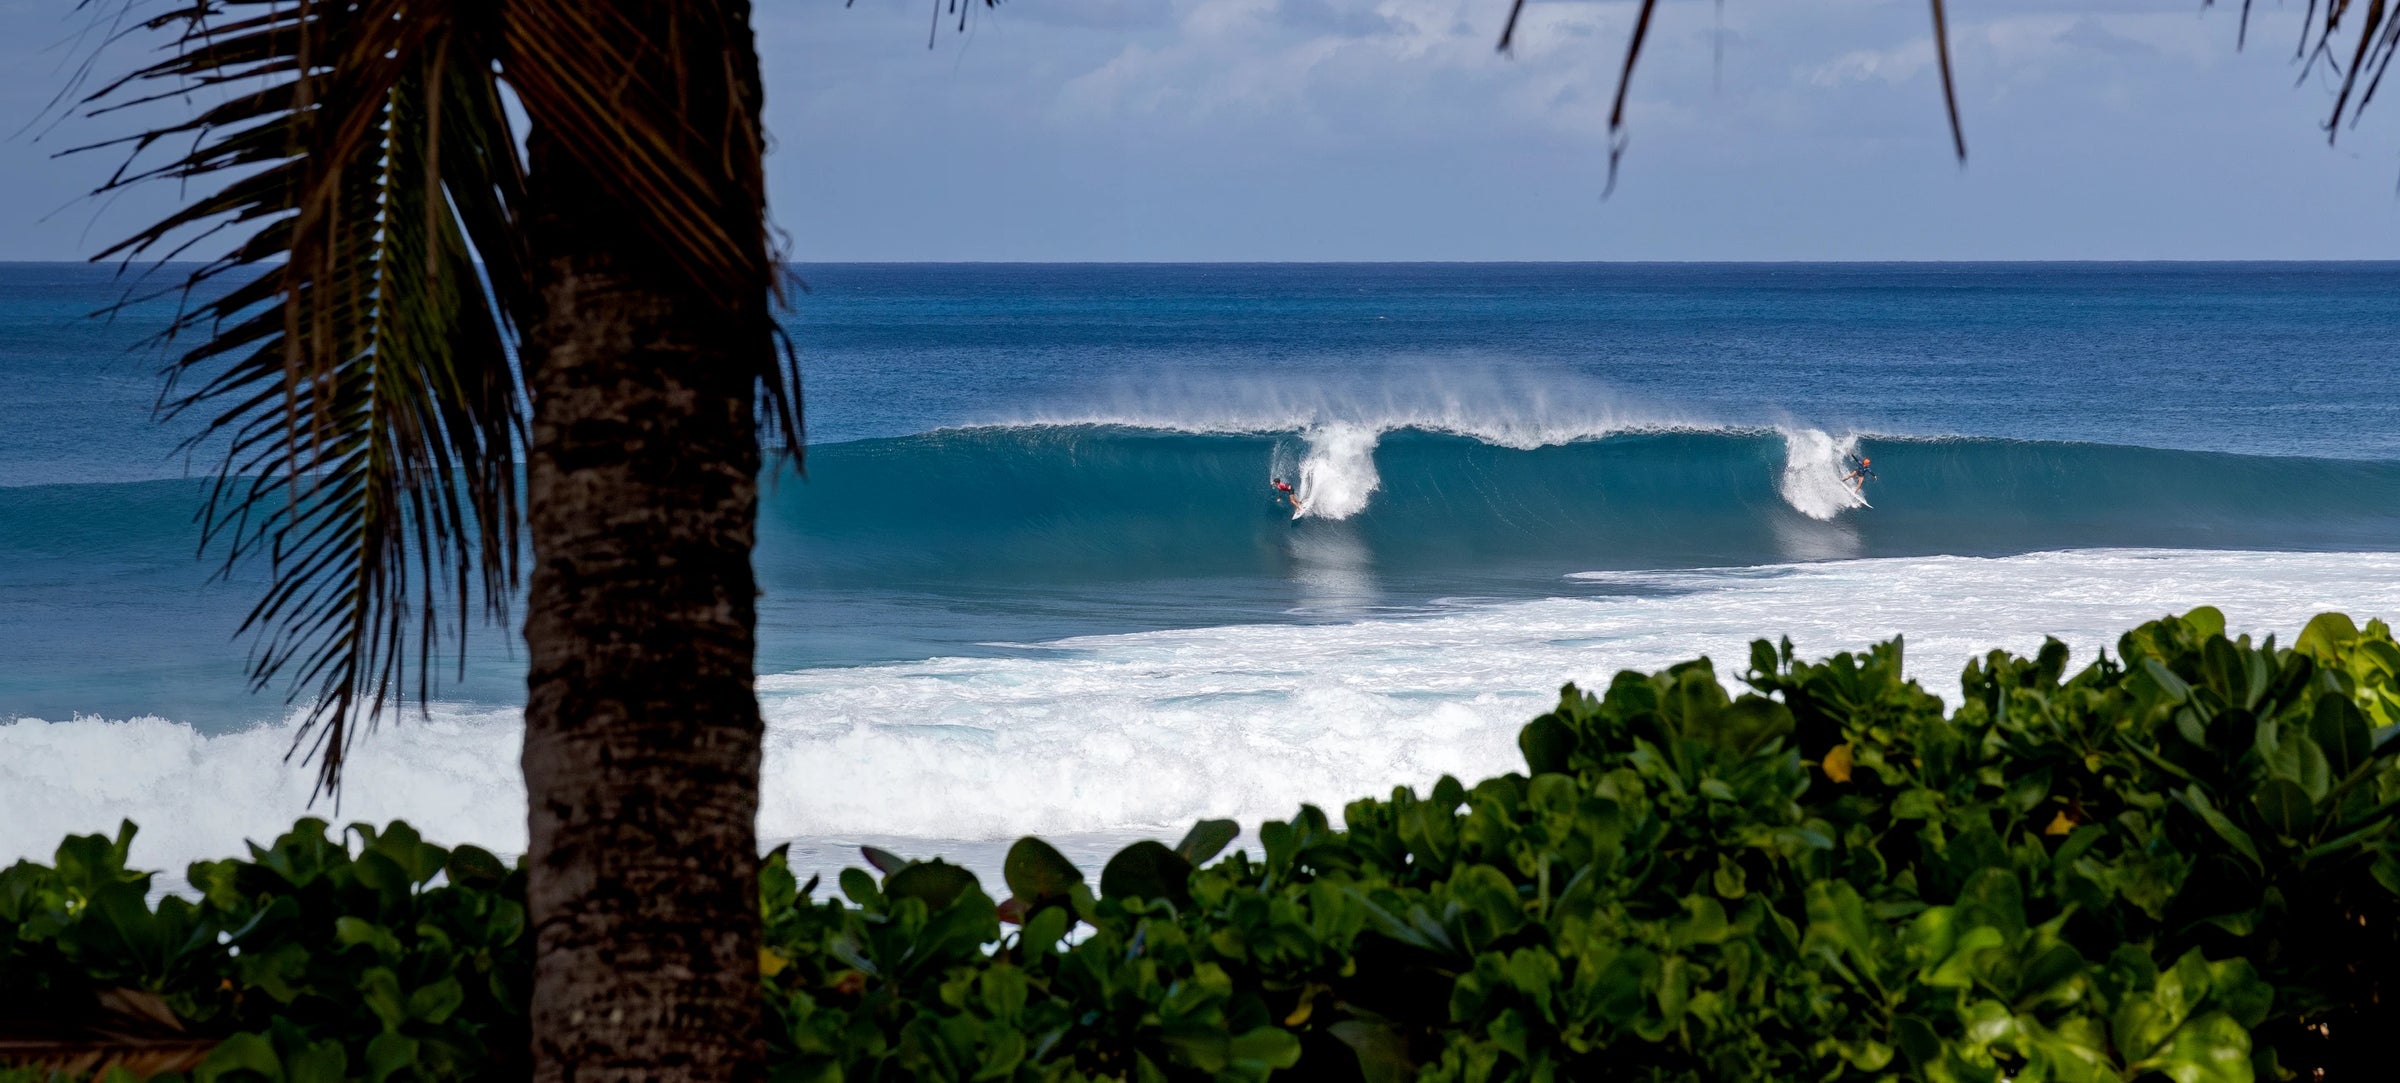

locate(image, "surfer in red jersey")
(1842, 456), (1877, 493)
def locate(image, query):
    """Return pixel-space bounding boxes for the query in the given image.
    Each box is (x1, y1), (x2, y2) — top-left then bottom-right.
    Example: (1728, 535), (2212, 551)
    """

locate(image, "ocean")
(7, 261), (2400, 885)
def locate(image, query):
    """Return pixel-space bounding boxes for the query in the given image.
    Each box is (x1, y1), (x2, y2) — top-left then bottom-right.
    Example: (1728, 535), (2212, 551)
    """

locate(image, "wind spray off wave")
(1778, 429), (1870, 520)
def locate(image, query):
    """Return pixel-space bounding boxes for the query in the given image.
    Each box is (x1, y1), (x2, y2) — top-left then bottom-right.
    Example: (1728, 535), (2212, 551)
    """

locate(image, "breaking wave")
(753, 423), (2400, 587)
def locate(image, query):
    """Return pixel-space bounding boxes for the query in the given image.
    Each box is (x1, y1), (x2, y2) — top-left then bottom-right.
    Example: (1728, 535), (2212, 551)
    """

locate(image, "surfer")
(1271, 477), (1300, 512)
(1842, 456), (1877, 493)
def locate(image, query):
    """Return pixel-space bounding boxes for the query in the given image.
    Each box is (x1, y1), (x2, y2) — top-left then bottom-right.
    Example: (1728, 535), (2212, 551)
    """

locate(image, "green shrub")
(6, 609), (2399, 1081)
(0, 821), (526, 1083)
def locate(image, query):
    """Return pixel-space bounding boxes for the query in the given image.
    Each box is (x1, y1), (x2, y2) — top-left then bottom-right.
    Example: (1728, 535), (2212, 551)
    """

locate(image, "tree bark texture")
(516, 2), (774, 1080)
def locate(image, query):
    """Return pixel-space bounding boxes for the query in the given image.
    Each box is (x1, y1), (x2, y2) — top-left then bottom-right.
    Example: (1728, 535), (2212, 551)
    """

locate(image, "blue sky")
(4, 0), (2399, 260)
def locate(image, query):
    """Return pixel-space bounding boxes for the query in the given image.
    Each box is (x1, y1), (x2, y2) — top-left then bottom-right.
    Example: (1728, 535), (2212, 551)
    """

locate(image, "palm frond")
(1494, 0), (1971, 187)
(86, 0), (526, 798)
(2208, 0), (2400, 137)
(0, 987), (218, 1079)
(500, 0), (801, 449)
(1926, 0), (1966, 163)
(2318, 0), (2400, 136)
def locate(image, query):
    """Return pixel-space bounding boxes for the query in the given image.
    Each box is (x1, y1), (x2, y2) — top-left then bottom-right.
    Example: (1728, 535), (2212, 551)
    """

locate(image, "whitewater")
(12, 548), (2400, 885)
(1232, 419), (1862, 523)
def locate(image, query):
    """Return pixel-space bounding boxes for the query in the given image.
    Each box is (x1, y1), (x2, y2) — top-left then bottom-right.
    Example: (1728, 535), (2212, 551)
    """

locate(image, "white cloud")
(1804, 11), (2225, 91)
(710, 0), (2400, 258)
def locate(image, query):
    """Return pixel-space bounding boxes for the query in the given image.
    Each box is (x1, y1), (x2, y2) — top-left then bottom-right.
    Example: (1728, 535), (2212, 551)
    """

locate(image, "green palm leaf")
(86, 0), (527, 797)
(82, 0), (808, 798)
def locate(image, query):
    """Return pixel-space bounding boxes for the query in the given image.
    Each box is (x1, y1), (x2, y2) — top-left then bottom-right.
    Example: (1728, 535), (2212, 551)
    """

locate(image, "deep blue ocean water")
(9, 261), (2400, 878)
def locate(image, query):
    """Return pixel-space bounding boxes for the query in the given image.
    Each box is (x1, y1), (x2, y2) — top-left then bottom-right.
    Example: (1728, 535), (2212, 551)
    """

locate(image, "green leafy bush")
(6, 609), (2399, 1082)
(0, 821), (526, 1083)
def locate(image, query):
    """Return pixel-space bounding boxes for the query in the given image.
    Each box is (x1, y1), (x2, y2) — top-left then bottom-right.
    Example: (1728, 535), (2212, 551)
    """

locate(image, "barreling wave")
(19, 423), (2400, 600)
(756, 423), (2400, 588)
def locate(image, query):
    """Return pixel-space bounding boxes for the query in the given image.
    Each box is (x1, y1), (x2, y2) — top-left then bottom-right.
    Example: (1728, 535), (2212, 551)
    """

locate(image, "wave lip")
(974, 415), (1873, 523)
(994, 366), (1716, 451)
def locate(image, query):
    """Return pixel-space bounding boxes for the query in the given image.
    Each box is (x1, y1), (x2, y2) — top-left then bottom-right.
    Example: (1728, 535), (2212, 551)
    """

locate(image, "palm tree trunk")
(516, 3), (772, 1079)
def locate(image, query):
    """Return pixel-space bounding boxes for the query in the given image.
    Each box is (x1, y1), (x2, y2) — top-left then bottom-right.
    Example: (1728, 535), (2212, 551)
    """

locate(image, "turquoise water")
(7, 261), (2400, 877)
(7, 261), (2399, 724)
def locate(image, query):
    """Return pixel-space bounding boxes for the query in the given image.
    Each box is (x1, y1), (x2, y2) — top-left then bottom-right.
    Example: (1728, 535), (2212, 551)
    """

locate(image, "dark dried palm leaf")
(2197, 1), (2400, 147)
(1496, 0), (1969, 187)
(2296, 0), (2400, 137)
(0, 987), (219, 1078)
(841, 0), (1004, 50)
(83, 0), (527, 799)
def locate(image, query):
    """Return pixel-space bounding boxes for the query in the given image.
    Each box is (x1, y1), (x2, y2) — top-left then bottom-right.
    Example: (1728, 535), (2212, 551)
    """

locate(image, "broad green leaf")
(2177, 787), (2262, 869)
(885, 860), (980, 909)
(285, 1040), (346, 1083)
(1173, 819), (1240, 866)
(444, 844), (509, 891)
(2295, 612), (2361, 662)
(1226, 1026), (1303, 1071)
(1519, 714), (1577, 775)
(2309, 694), (2373, 778)
(839, 867), (881, 908)
(1100, 841), (1193, 906)
(2249, 779), (2312, 838)
(2207, 958), (2274, 1030)
(195, 1033), (284, 1083)
(365, 1031), (421, 1083)
(1003, 837), (1082, 904)
(2145, 658), (2195, 704)
(406, 976), (466, 1024)
(2145, 1012), (2253, 1083)
(1328, 1020), (1415, 1083)
(859, 846), (910, 875)
(1020, 905), (1069, 955)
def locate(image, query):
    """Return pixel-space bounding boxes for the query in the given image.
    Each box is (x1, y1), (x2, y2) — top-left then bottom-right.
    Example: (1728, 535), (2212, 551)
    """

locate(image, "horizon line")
(10, 257), (2400, 268)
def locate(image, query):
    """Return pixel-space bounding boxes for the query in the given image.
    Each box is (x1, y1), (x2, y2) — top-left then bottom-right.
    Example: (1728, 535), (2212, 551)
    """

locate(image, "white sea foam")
(0, 707), (523, 886)
(12, 549), (2400, 883)
(1291, 424), (1381, 520)
(1777, 428), (1868, 520)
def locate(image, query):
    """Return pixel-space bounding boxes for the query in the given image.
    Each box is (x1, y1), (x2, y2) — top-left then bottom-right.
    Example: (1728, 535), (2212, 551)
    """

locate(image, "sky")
(3, 0), (2399, 261)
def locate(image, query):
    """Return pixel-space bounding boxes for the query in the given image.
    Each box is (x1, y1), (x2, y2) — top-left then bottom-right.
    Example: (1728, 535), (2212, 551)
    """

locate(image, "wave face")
(759, 424), (2400, 591)
(13, 423), (2400, 722)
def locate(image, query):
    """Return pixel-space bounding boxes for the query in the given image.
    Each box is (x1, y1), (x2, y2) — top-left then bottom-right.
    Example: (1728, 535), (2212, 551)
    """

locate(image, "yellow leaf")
(2044, 811), (2077, 836)
(1822, 743), (1854, 783)
(1284, 998), (1314, 1027)
(759, 947), (790, 978)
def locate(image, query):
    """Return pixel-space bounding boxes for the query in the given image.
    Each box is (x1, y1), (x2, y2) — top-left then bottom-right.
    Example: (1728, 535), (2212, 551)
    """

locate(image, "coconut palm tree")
(88, 0), (800, 1077)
